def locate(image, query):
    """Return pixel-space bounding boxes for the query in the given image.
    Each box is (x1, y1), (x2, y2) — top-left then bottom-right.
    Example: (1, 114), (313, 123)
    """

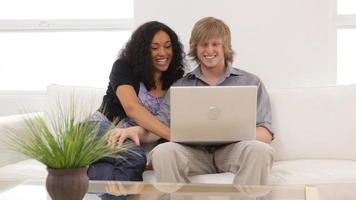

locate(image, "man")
(150, 17), (275, 185)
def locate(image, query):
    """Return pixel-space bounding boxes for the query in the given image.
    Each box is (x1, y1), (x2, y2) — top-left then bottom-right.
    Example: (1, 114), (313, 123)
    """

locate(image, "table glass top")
(0, 179), (307, 200)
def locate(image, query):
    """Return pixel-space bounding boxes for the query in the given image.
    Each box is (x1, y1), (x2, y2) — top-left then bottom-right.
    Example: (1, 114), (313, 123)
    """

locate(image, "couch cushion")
(0, 114), (34, 167)
(2, 159), (356, 186)
(270, 160), (356, 185)
(144, 160), (356, 185)
(143, 170), (234, 184)
(46, 84), (105, 122)
(189, 173), (235, 184)
(0, 159), (46, 181)
(269, 85), (356, 161)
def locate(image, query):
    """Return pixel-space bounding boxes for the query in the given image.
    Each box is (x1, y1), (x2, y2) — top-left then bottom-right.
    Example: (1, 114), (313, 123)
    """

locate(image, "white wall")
(134, 0), (335, 89)
(0, 0), (335, 115)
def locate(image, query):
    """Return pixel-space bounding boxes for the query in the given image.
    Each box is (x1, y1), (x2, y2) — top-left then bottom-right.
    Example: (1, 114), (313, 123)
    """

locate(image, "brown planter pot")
(46, 167), (89, 200)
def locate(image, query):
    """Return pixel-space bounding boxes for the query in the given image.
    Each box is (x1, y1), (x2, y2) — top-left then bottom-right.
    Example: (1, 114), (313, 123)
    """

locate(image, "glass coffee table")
(0, 179), (350, 200)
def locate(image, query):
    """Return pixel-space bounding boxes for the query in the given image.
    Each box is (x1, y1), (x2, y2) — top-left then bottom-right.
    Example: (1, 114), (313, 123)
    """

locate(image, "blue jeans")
(87, 120), (147, 181)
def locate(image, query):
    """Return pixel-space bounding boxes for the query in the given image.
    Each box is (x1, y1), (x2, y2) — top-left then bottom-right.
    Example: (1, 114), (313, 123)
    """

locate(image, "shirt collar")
(188, 62), (243, 80)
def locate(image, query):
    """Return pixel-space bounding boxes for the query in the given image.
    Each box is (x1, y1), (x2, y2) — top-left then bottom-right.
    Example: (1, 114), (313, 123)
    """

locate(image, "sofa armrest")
(0, 113), (42, 167)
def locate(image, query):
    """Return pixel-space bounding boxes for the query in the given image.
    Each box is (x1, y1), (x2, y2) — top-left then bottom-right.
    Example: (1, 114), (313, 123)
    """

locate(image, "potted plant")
(5, 99), (131, 200)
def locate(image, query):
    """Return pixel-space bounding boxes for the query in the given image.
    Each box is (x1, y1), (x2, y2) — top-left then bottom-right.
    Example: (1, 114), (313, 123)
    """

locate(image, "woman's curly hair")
(119, 21), (185, 90)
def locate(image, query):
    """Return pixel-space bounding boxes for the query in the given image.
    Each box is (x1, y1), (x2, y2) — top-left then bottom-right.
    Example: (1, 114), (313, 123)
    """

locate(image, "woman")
(88, 21), (185, 181)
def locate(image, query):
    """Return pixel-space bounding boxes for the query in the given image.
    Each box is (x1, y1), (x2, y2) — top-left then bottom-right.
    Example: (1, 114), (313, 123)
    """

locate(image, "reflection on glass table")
(88, 181), (305, 200)
(0, 179), (310, 200)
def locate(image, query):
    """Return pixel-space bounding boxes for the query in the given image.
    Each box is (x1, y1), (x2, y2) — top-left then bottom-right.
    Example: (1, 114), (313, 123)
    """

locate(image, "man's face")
(196, 37), (225, 69)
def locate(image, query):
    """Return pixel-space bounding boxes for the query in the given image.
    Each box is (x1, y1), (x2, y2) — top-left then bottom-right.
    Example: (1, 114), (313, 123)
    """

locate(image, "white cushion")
(269, 160), (356, 185)
(144, 160), (356, 185)
(143, 170), (234, 184)
(0, 159), (46, 181)
(270, 85), (356, 161)
(46, 84), (105, 122)
(189, 173), (234, 184)
(142, 170), (156, 182)
(0, 114), (33, 167)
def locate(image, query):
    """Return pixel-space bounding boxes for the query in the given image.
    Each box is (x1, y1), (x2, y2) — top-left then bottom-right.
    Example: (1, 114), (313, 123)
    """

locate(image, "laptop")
(170, 86), (257, 144)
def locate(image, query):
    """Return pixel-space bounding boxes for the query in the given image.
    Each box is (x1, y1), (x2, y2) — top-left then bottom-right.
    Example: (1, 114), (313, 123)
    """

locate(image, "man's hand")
(108, 126), (144, 146)
(256, 127), (273, 143)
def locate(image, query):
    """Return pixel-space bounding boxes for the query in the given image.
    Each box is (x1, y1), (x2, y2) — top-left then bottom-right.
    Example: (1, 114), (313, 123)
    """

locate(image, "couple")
(88, 17), (275, 185)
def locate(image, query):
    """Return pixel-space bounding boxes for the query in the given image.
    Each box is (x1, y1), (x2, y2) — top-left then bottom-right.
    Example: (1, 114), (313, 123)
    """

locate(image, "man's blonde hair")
(188, 17), (234, 64)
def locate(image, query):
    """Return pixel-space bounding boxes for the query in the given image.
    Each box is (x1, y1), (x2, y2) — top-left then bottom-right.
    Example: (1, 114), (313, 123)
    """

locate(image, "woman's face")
(150, 30), (173, 72)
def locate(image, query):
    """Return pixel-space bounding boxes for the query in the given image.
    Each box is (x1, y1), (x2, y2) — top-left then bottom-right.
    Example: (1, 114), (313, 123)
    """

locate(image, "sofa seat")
(143, 170), (234, 184)
(0, 159), (46, 181)
(270, 159), (356, 185)
(144, 159), (356, 185)
(2, 159), (356, 186)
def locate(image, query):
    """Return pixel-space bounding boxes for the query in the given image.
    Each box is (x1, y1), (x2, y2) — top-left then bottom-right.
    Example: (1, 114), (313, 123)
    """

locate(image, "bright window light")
(0, 31), (131, 90)
(337, 29), (356, 85)
(338, 0), (356, 14)
(0, 0), (133, 19)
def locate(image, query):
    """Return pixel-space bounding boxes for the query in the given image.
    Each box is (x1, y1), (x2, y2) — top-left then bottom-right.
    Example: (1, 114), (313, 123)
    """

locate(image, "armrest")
(0, 112), (43, 167)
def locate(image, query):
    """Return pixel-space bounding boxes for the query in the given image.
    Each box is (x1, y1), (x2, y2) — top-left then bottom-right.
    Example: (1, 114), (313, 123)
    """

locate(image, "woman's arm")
(117, 85), (170, 140)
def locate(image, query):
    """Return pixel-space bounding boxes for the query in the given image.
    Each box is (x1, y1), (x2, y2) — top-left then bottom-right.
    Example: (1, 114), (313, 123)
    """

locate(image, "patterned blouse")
(119, 82), (164, 128)
(92, 82), (164, 128)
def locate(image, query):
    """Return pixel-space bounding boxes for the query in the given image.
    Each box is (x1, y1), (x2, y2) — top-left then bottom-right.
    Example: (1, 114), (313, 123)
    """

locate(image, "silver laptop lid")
(170, 86), (257, 144)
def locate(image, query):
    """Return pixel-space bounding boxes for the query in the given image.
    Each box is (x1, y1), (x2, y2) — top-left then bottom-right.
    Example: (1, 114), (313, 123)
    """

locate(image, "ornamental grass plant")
(5, 98), (130, 169)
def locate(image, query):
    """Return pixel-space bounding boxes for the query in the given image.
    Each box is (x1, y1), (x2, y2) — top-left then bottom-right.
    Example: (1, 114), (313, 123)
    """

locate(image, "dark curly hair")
(119, 21), (185, 90)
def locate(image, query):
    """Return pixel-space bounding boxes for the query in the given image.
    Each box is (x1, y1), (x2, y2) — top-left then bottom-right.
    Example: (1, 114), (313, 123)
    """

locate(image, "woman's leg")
(87, 120), (147, 181)
(88, 139), (146, 181)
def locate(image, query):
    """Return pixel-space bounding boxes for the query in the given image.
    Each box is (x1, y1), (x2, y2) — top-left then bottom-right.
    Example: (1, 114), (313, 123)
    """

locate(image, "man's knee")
(241, 141), (275, 163)
(151, 142), (182, 160)
(151, 142), (190, 171)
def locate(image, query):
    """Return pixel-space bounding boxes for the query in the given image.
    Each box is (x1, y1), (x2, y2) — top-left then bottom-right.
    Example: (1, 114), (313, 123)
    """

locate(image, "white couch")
(1, 84), (356, 185)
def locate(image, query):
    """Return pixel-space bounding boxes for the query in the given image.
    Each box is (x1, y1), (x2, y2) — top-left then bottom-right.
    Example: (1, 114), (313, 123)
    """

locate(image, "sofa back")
(270, 85), (356, 161)
(46, 84), (105, 122)
(47, 84), (356, 161)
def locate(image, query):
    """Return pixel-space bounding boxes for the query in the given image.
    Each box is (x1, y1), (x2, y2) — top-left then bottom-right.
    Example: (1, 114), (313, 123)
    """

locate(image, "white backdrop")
(0, 0), (337, 115)
(134, 0), (335, 89)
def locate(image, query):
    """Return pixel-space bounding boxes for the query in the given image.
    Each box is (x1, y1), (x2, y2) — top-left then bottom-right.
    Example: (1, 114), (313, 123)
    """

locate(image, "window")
(0, 0), (133, 90)
(335, 0), (356, 85)
(338, 0), (356, 14)
(337, 29), (356, 85)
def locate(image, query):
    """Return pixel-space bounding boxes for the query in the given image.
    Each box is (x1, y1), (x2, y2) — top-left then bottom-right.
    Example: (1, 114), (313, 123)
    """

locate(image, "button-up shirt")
(157, 64), (274, 136)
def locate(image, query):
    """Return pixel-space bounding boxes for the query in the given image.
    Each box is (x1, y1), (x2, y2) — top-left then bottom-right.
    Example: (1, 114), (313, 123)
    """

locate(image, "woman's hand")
(108, 126), (145, 146)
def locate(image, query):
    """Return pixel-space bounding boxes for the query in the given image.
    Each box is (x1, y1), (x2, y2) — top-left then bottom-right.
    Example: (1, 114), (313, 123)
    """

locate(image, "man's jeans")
(87, 120), (147, 181)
